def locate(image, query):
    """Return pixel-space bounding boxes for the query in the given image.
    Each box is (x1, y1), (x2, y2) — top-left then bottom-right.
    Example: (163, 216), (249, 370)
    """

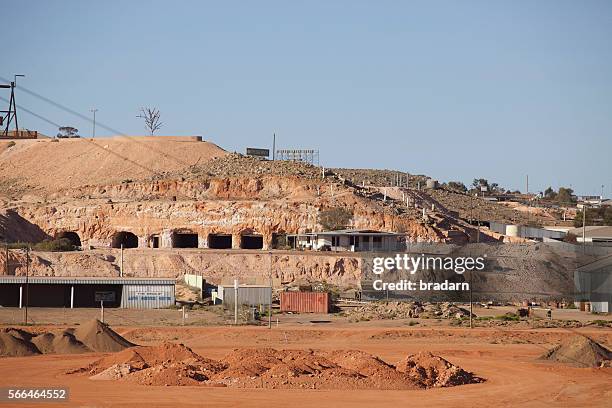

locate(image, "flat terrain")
(1, 315), (611, 407)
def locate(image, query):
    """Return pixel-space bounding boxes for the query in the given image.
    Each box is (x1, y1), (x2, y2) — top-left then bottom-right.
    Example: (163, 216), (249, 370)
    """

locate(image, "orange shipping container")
(280, 292), (330, 314)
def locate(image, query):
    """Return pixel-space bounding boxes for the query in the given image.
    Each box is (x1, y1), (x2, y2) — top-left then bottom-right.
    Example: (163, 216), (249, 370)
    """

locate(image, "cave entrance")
(151, 235), (160, 248)
(208, 234), (232, 249)
(271, 233), (287, 249)
(173, 232), (199, 248)
(241, 234), (263, 250)
(111, 231), (139, 248)
(56, 231), (81, 247)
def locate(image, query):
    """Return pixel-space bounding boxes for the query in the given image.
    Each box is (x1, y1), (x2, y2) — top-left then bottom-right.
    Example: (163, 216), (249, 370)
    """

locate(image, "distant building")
(287, 229), (404, 252)
(575, 254), (612, 313)
(568, 226), (612, 245)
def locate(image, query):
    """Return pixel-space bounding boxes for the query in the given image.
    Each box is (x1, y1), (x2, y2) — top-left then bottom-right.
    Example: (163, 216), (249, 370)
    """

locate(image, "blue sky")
(3, 1), (611, 195)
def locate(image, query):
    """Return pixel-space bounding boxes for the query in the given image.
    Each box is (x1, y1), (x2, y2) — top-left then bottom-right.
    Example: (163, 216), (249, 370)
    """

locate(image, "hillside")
(0, 136), (226, 199)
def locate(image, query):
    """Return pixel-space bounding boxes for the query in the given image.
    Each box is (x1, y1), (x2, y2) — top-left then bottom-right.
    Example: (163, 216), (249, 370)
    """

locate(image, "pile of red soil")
(0, 320), (134, 357)
(81, 343), (225, 386)
(396, 352), (482, 387)
(74, 344), (483, 390)
(540, 335), (612, 368)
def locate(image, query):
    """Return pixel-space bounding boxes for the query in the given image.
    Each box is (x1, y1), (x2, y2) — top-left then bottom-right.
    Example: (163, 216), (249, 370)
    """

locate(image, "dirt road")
(1, 322), (611, 407)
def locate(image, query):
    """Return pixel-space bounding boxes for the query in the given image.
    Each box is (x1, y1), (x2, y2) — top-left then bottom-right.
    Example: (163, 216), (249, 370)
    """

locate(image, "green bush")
(496, 313), (520, 321)
(7, 238), (77, 252)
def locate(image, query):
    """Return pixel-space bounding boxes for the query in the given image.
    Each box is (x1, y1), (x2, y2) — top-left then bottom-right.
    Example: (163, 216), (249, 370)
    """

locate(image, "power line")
(0, 95), (159, 176)
(0, 76), (191, 167)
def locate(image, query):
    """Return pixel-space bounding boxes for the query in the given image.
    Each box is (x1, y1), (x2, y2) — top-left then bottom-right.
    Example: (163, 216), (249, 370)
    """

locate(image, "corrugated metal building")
(0, 276), (175, 309)
(280, 292), (330, 313)
(575, 255), (612, 313)
(216, 284), (271, 310)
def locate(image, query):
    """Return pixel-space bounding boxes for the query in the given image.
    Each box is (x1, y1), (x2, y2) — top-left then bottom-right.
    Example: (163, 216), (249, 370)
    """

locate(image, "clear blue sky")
(3, 1), (611, 196)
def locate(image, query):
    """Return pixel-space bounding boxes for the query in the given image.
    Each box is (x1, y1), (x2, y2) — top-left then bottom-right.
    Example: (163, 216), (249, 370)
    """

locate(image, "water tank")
(506, 225), (521, 237)
(425, 179), (438, 189)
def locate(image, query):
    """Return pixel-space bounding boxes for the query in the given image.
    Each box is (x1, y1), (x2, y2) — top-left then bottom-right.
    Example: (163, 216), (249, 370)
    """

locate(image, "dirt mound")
(396, 352), (483, 387)
(31, 331), (90, 354)
(540, 335), (612, 367)
(0, 320), (134, 357)
(0, 137), (227, 196)
(72, 319), (135, 352)
(0, 332), (41, 357)
(74, 345), (482, 390)
(81, 343), (225, 386)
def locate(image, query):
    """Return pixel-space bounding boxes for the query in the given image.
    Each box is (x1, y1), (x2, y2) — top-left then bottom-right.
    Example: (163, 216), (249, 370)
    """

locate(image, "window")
(331, 236), (340, 247)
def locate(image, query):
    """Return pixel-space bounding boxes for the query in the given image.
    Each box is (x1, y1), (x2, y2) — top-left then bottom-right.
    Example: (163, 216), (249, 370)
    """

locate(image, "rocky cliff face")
(0, 249), (363, 288)
(5, 171), (443, 250)
(0, 141), (461, 285)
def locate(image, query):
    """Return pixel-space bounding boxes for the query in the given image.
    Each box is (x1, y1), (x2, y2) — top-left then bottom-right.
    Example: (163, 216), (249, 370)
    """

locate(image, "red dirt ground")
(1, 323), (611, 407)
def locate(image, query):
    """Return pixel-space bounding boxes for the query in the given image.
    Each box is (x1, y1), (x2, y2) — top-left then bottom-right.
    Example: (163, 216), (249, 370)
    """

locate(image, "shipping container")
(280, 292), (330, 313)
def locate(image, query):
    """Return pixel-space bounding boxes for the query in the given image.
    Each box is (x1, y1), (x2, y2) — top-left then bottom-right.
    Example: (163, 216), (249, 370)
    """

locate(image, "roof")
(289, 229), (403, 237)
(568, 226), (612, 239)
(0, 276), (176, 285)
(576, 254), (612, 273)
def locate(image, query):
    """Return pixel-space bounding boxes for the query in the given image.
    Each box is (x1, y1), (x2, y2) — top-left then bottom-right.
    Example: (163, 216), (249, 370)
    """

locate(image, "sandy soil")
(1, 321), (611, 407)
(0, 137), (226, 197)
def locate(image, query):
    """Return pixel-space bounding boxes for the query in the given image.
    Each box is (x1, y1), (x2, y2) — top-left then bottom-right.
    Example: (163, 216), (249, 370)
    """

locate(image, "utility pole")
(582, 204), (587, 254)
(12, 75), (24, 132)
(25, 246), (30, 325)
(269, 252), (273, 329)
(90, 108), (98, 139)
(469, 269), (473, 329)
(234, 279), (239, 325)
(1, 74), (24, 137)
(272, 133), (276, 160)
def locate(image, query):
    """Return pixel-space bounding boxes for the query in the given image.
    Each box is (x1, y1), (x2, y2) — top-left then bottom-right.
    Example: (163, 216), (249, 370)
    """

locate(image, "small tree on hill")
(319, 207), (353, 231)
(57, 126), (79, 138)
(557, 187), (575, 204)
(137, 107), (163, 135)
(447, 181), (467, 192)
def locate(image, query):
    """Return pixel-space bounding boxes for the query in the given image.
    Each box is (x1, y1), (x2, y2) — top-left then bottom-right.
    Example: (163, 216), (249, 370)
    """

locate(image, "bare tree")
(137, 107), (163, 135)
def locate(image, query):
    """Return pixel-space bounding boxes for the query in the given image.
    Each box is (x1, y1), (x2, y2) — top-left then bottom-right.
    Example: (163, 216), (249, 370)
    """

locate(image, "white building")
(287, 229), (404, 252)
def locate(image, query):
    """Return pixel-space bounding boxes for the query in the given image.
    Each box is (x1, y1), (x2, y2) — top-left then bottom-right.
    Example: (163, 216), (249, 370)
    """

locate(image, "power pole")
(582, 204), (587, 254)
(269, 252), (273, 329)
(272, 133), (276, 160)
(469, 270), (473, 329)
(25, 246), (30, 325)
(90, 108), (98, 139)
(1, 74), (24, 137)
(234, 279), (239, 325)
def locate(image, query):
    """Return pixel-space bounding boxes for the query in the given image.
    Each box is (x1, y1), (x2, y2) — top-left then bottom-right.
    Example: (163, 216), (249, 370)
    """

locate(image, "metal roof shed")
(0, 276), (175, 309)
